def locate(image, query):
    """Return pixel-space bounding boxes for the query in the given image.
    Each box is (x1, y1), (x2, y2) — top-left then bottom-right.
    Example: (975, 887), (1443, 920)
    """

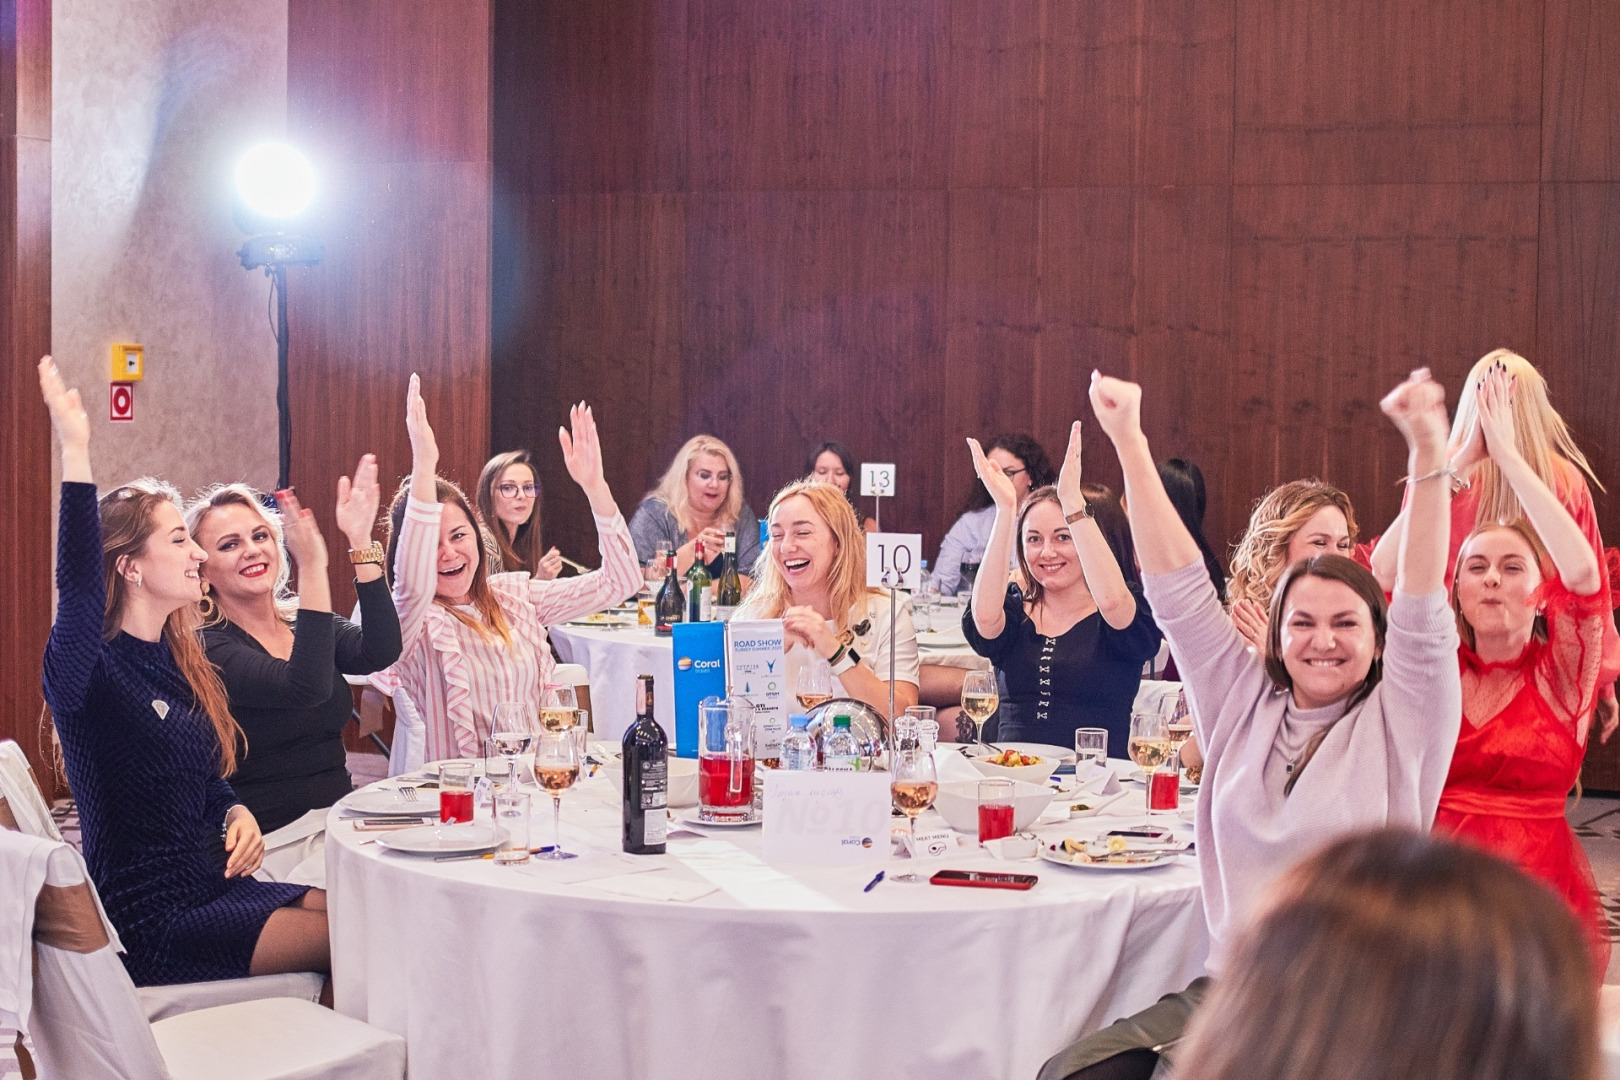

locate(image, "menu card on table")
(762, 770), (891, 866)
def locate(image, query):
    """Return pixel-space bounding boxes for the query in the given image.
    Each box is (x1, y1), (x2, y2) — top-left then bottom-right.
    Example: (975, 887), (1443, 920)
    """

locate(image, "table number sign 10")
(865, 533), (922, 591)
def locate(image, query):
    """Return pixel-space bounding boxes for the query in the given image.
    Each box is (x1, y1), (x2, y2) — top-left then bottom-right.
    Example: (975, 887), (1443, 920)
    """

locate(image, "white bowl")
(968, 753), (1059, 785)
(599, 754), (699, 808)
(932, 779), (1055, 834)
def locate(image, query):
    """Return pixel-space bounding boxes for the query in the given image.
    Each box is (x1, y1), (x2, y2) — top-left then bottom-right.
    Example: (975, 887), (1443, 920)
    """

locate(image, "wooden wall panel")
(288, 0), (492, 615)
(1234, 0), (1542, 184)
(1543, 0), (1620, 182)
(1538, 182), (1620, 547)
(2, 0), (53, 795)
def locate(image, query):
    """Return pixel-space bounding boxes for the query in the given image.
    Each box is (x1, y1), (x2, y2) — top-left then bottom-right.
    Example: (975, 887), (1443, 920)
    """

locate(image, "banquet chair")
(1133, 680), (1183, 719)
(553, 662), (595, 731)
(1601, 983), (1620, 1080)
(386, 686), (427, 777)
(0, 741), (61, 841)
(5, 832), (406, 1080)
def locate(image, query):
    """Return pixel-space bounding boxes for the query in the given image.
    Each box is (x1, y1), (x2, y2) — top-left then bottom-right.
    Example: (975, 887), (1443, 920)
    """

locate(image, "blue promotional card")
(671, 622), (726, 757)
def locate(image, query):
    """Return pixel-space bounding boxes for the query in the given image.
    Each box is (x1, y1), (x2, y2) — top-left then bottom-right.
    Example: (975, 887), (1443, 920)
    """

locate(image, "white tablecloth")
(551, 621), (989, 741)
(327, 771), (1208, 1080)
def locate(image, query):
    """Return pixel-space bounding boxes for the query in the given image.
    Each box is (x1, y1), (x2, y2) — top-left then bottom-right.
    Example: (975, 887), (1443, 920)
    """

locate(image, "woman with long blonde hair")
(1372, 349), (1618, 737)
(1227, 480), (1359, 649)
(736, 481), (919, 716)
(185, 466), (401, 835)
(38, 357), (330, 992)
(373, 378), (641, 761)
(629, 435), (761, 580)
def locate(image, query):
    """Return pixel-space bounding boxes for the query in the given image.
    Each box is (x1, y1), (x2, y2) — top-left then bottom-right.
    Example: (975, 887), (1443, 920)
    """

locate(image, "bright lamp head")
(234, 143), (316, 220)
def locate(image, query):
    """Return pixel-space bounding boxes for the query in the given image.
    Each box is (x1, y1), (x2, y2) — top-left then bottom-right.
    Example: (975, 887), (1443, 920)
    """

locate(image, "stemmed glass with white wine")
(1128, 709), (1171, 826)
(889, 748), (939, 882)
(491, 702), (534, 789)
(795, 655), (833, 711)
(960, 669), (999, 751)
(538, 684), (579, 733)
(532, 731), (580, 860)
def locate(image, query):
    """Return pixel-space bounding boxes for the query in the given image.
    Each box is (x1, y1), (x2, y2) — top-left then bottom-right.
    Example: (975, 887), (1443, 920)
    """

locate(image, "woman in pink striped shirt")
(373, 376), (642, 760)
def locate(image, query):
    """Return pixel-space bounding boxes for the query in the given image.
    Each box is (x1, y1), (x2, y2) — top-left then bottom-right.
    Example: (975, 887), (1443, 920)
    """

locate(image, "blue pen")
(863, 870), (885, 893)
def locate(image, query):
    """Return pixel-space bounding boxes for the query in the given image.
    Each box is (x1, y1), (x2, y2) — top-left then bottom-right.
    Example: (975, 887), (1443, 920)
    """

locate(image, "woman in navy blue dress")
(38, 357), (330, 990)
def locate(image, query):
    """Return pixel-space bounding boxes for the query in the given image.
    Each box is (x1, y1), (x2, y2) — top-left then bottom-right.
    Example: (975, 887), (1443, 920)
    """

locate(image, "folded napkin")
(580, 874), (718, 904)
(931, 748), (985, 785)
(519, 852), (665, 886)
(351, 819), (424, 832)
(1076, 762), (1122, 796)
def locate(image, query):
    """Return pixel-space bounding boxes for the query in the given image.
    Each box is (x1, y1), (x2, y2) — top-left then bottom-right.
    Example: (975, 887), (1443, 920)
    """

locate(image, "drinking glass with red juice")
(1148, 768), (1180, 812)
(439, 761), (475, 824)
(978, 778), (1015, 843)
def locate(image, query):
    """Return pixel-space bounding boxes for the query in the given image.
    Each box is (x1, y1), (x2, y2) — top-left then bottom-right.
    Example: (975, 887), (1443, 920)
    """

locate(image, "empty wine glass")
(532, 731), (581, 860)
(795, 655), (833, 713)
(889, 748), (938, 882)
(491, 702), (534, 788)
(960, 670), (999, 751)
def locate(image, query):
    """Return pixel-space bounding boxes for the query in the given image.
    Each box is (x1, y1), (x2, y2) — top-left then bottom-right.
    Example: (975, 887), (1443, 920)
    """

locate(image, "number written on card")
(866, 533), (922, 590)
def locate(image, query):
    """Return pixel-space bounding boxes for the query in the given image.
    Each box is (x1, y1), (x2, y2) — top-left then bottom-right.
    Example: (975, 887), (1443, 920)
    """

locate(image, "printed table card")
(763, 770), (892, 866)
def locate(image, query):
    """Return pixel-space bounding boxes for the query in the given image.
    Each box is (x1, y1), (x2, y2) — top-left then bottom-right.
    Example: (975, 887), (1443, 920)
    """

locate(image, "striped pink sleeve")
(391, 497), (443, 655)
(526, 511), (642, 625)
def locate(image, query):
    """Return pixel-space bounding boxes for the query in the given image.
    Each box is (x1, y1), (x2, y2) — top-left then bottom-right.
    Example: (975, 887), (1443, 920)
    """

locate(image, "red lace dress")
(1435, 580), (1611, 972)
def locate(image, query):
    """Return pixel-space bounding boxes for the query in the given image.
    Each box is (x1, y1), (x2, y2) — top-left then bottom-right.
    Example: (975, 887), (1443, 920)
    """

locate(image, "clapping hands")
(1379, 368), (1450, 454)
(967, 438), (1019, 511)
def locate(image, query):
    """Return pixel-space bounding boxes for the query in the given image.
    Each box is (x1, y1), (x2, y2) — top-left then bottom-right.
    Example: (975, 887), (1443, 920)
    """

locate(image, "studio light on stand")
(234, 143), (323, 491)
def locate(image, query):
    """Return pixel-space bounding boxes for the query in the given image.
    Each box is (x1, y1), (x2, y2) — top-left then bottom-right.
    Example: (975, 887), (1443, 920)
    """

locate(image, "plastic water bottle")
(780, 714), (816, 770)
(820, 714), (860, 772)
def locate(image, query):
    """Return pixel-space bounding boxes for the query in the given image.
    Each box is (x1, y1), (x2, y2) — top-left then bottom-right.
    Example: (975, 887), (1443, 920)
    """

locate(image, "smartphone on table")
(929, 870), (1038, 891)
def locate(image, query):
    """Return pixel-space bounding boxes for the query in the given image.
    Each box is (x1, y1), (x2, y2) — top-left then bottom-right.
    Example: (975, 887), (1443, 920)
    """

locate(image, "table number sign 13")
(859, 463), (896, 498)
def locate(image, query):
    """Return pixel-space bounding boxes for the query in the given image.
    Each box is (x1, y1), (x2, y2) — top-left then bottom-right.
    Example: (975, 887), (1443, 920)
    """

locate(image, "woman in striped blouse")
(373, 376), (642, 760)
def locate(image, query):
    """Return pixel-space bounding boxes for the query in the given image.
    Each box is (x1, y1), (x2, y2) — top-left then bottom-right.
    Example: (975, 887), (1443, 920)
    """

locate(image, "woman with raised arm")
(1038, 369), (1460, 1080)
(963, 424), (1160, 752)
(1432, 366), (1611, 971)
(735, 481), (919, 717)
(374, 377), (641, 760)
(1373, 348), (1619, 740)
(186, 463), (401, 835)
(37, 357), (329, 992)
(476, 449), (564, 579)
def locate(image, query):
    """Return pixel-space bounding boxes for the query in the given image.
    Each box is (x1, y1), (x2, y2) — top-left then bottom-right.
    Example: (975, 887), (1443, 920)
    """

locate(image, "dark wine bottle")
(715, 531), (742, 621)
(654, 551), (684, 636)
(685, 540), (711, 622)
(622, 674), (668, 854)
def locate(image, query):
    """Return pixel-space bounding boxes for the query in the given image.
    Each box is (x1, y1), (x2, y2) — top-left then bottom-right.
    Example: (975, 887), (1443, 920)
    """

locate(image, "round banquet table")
(551, 605), (989, 741)
(327, 769), (1209, 1080)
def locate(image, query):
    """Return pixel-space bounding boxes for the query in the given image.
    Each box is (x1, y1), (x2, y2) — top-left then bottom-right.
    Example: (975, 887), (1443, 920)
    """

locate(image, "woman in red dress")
(1433, 365), (1610, 971)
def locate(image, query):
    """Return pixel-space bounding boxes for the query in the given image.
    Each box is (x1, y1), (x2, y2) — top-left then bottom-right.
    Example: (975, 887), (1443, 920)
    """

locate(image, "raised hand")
(1475, 362), (1519, 462)
(406, 373), (439, 471)
(1231, 598), (1269, 651)
(1449, 411), (1487, 477)
(274, 488), (330, 572)
(1379, 368), (1449, 454)
(1088, 371), (1143, 444)
(335, 453), (381, 549)
(559, 401), (606, 492)
(39, 356), (92, 483)
(967, 438), (1019, 511)
(1055, 421), (1086, 512)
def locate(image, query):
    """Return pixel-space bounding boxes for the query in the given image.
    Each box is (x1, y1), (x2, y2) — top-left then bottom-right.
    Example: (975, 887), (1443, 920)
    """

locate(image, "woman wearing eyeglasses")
(476, 450), (564, 579)
(933, 433), (1056, 596)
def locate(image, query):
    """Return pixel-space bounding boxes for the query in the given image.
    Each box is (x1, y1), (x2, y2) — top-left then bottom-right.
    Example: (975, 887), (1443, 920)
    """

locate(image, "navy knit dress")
(42, 482), (309, 986)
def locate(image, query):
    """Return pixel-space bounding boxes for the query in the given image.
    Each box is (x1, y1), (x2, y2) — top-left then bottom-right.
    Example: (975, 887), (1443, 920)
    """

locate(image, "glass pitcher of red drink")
(698, 697), (754, 822)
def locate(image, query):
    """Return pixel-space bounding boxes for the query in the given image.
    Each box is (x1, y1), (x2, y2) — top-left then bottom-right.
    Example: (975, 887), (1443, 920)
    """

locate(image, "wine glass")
(538, 684), (579, 733)
(532, 731), (581, 860)
(795, 655), (833, 712)
(491, 702), (534, 788)
(960, 670), (999, 751)
(889, 748), (938, 881)
(1128, 709), (1171, 826)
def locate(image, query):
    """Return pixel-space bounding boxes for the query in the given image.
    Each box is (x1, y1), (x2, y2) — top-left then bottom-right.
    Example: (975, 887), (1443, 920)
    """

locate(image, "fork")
(398, 785), (418, 802)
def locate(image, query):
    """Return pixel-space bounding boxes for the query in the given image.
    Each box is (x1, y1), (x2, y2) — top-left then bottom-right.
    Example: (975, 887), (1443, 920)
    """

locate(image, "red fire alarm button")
(110, 382), (135, 422)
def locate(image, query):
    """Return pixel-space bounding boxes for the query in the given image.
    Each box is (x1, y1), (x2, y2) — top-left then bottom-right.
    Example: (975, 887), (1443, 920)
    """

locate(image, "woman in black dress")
(186, 462), (401, 834)
(964, 421), (1161, 753)
(37, 357), (329, 990)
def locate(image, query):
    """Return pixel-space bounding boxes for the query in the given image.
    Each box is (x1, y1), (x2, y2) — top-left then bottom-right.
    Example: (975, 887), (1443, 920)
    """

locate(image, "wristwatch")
(349, 541), (386, 566)
(1064, 503), (1093, 524)
(831, 648), (862, 676)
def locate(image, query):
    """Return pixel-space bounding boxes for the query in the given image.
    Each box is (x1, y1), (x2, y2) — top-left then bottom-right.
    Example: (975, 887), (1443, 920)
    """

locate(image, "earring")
(134, 573), (143, 588)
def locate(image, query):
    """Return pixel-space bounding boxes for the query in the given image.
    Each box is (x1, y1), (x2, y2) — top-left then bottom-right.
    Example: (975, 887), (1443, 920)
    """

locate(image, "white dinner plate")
(916, 625), (968, 647)
(1038, 846), (1181, 872)
(339, 789), (439, 817)
(375, 823), (501, 856)
(675, 808), (761, 828)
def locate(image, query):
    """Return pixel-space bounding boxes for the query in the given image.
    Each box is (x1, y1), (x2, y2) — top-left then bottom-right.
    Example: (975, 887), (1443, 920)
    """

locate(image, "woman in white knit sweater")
(1037, 369), (1462, 1080)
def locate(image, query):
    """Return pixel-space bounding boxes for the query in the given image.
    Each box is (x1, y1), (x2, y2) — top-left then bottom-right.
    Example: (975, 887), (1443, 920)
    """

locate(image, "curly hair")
(1228, 480), (1358, 609)
(961, 433), (1057, 513)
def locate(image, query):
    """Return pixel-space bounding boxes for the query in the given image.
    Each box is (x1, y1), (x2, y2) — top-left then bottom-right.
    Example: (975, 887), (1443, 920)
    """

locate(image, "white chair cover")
(0, 830), (54, 1035)
(138, 971), (324, 1024)
(0, 740), (61, 840)
(552, 662), (589, 688)
(150, 997), (407, 1080)
(1132, 679), (1183, 718)
(386, 687), (426, 777)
